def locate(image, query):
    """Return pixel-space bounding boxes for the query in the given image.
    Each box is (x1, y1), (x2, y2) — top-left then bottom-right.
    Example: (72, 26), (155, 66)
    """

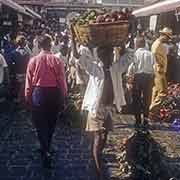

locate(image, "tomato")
(96, 15), (105, 23)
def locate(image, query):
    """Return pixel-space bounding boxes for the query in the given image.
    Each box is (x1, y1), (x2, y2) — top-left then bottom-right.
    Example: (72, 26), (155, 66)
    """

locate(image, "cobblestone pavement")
(105, 114), (180, 179)
(0, 102), (101, 180)
(0, 101), (180, 180)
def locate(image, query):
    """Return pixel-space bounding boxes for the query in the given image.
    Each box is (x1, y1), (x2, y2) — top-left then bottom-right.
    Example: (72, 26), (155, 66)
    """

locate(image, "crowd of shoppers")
(0, 18), (177, 179)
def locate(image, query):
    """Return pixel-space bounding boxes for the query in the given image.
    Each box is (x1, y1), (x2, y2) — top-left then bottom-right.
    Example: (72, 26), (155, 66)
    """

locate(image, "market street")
(0, 101), (179, 180)
(0, 102), (97, 180)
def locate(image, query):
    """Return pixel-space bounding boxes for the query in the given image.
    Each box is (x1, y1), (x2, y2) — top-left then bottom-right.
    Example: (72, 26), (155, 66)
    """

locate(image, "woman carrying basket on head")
(71, 24), (114, 179)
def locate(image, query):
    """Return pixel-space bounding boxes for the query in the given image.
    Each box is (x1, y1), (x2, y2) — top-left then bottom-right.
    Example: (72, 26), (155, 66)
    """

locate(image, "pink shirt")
(25, 50), (67, 98)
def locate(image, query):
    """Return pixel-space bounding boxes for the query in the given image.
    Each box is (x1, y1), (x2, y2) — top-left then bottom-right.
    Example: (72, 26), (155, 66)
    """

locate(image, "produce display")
(72, 9), (132, 47)
(159, 83), (180, 122)
(108, 130), (180, 180)
(58, 93), (82, 128)
(75, 8), (133, 25)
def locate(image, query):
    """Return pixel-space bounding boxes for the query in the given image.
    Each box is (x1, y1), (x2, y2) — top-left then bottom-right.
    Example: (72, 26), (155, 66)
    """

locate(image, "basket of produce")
(72, 9), (132, 47)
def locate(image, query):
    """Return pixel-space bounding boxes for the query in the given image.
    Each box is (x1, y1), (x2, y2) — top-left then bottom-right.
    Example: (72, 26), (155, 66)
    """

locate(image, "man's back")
(151, 38), (167, 74)
(133, 48), (155, 74)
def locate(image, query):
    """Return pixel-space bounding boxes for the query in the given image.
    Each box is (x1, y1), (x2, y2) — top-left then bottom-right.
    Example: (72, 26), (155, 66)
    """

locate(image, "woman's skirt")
(86, 104), (113, 132)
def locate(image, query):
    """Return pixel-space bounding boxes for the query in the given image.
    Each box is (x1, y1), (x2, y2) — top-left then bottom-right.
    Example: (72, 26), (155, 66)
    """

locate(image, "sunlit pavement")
(0, 101), (179, 180)
(0, 101), (99, 180)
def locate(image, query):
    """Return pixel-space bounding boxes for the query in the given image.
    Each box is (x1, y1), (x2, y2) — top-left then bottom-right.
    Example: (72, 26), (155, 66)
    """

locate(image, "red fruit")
(111, 11), (118, 20)
(118, 14), (127, 20)
(104, 14), (111, 19)
(111, 18), (116, 22)
(96, 15), (105, 23)
(122, 8), (128, 14)
(118, 14), (122, 20)
(118, 10), (123, 15)
(105, 17), (112, 22)
(160, 109), (165, 118)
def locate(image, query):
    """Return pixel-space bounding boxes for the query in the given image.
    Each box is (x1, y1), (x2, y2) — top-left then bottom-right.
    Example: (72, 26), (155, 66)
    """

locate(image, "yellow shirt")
(151, 38), (167, 75)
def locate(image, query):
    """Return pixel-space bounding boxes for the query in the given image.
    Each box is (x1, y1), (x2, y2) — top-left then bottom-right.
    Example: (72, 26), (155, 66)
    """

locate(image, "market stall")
(133, 0), (180, 17)
(133, 1), (180, 125)
(133, 0), (180, 34)
(0, 0), (29, 16)
(0, 0), (42, 45)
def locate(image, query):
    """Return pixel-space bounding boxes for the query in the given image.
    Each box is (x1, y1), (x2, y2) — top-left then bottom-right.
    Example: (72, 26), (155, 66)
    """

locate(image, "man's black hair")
(38, 34), (52, 50)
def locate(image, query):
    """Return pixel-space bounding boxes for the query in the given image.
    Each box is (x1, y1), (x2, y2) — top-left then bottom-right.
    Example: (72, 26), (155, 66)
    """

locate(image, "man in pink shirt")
(25, 34), (67, 169)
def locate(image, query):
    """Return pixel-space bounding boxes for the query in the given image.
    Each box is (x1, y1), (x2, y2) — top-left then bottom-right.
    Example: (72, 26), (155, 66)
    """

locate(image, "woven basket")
(73, 21), (129, 47)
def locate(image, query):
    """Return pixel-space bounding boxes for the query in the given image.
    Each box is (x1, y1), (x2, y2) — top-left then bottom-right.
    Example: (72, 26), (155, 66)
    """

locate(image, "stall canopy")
(0, 0), (32, 17)
(0, 0), (26, 14)
(24, 6), (42, 19)
(133, 0), (180, 17)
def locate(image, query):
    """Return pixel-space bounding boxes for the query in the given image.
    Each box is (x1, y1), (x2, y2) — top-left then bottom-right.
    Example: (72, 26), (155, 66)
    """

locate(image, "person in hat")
(150, 27), (173, 112)
(71, 24), (114, 179)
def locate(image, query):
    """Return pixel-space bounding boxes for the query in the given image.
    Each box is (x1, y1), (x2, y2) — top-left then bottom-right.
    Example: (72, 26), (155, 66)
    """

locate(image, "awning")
(0, 0), (30, 16)
(24, 6), (42, 19)
(133, 0), (180, 17)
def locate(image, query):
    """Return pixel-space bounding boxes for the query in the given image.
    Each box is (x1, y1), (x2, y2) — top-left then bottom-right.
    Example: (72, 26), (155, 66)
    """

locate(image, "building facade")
(101, 0), (144, 6)
(15, 0), (145, 7)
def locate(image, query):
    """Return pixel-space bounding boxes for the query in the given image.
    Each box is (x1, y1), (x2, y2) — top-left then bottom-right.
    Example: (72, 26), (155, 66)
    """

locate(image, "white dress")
(110, 55), (127, 112)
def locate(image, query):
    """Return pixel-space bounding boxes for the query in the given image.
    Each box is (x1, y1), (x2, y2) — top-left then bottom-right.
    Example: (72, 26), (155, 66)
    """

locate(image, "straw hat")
(159, 27), (173, 39)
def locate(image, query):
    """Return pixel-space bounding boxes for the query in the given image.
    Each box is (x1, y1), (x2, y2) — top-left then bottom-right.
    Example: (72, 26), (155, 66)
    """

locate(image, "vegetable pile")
(112, 130), (180, 180)
(159, 83), (180, 122)
(59, 93), (82, 129)
(75, 8), (133, 25)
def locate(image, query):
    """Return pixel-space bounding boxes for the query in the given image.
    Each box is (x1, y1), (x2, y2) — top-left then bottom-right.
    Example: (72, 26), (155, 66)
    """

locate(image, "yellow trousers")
(150, 74), (167, 111)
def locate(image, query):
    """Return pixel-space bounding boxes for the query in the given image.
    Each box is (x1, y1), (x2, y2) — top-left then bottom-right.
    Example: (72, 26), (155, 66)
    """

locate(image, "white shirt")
(69, 46), (89, 85)
(77, 46), (104, 117)
(32, 39), (40, 57)
(127, 48), (155, 75)
(51, 43), (61, 54)
(0, 53), (8, 84)
(55, 52), (67, 66)
(25, 45), (33, 58)
(177, 42), (180, 56)
(110, 55), (127, 112)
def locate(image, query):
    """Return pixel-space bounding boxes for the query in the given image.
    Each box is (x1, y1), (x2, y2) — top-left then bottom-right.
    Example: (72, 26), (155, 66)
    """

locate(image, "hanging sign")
(149, 15), (158, 31)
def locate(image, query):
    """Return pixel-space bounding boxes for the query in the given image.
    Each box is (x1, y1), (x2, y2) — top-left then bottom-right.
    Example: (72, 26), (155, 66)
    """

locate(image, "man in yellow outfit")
(150, 27), (173, 112)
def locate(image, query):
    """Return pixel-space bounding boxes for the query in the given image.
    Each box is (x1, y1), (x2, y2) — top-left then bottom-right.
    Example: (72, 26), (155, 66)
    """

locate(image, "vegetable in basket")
(75, 9), (133, 25)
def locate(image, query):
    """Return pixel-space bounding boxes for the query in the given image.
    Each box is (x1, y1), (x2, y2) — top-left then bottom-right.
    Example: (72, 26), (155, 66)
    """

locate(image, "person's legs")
(32, 109), (49, 154)
(31, 87), (59, 168)
(142, 75), (154, 124)
(47, 110), (58, 152)
(81, 110), (89, 128)
(150, 85), (158, 111)
(32, 108), (52, 168)
(100, 130), (108, 152)
(132, 75), (142, 125)
(43, 88), (59, 153)
(150, 75), (167, 111)
(91, 129), (108, 179)
(92, 131), (103, 179)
